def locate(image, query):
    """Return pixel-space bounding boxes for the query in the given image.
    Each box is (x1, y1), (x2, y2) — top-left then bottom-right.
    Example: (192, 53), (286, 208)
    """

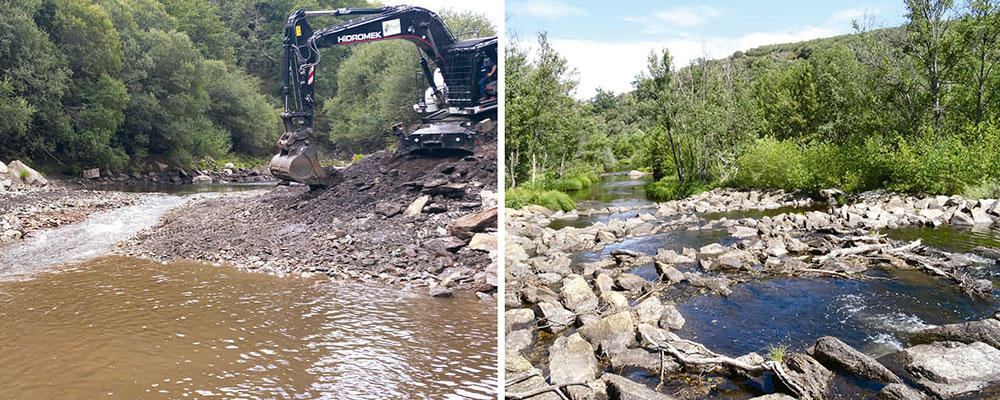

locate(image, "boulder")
(549, 333), (600, 399)
(780, 353), (832, 400)
(448, 208), (497, 239)
(658, 305), (685, 330)
(595, 273), (615, 295)
(971, 207), (994, 225)
(506, 329), (534, 355)
(404, 195), (430, 216)
(8, 160), (47, 186)
(729, 225), (758, 238)
(602, 373), (675, 400)
(600, 291), (629, 309)
(633, 297), (663, 325)
(560, 275), (599, 313)
(579, 311), (636, 356)
(428, 286), (453, 298)
(83, 168), (100, 179)
(0, 161), (7, 175)
(908, 318), (1000, 350)
(537, 301), (575, 332)
(616, 273), (648, 292)
(902, 341), (1000, 398)
(807, 336), (901, 383)
(192, 175), (213, 184)
(479, 190), (497, 209)
(950, 211), (975, 226)
(609, 347), (678, 374)
(468, 233), (497, 252)
(505, 308), (536, 333)
(699, 243), (725, 256)
(655, 262), (686, 283)
(876, 383), (929, 400)
(375, 202), (403, 217)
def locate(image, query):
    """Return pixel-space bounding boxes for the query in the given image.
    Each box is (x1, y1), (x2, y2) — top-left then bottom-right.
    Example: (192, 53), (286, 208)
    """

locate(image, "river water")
(560, 174), (1000, 398)
(0, 190), (497, 399)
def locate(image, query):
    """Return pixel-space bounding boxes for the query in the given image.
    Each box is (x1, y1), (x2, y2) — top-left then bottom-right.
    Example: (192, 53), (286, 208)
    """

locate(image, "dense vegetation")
(505, 0), (1000, 209)
(0, 0), (493, 172)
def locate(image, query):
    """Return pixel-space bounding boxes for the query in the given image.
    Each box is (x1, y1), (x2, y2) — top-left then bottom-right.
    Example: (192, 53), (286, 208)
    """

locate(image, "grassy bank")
(504, 171), (601, 210)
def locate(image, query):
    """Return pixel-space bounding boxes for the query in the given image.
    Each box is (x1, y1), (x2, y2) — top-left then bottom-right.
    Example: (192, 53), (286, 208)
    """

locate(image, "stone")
(600, 291), (629, 309)
(479, 190), (497, 209)
(192, 175), (213, 184)
(601, 373), (674, 400)
(729, 225), (758, 238)
(781, 353), (832, 400)
(659, 305), (685, 330)
(468, 233), (497, 252)
(970, 207), (994, 225)
(8, 160), (47, 187)
(579, 311), (636, 356)
(595, 229), (617, 244)
(807, 336), (901, 383)
(537, 301), (575, 332)
(908, 318), (1000, 349)
(950, 211), (975, 226)
(616, 273), (648, 292)
(447, 208), (497, 239)
(699, 243), (725, 256)
(0, 179), (10, 190)
(903, 341), (1000, 398)
(560, 275), (599, 313)
(633, 297), (663, 325)
(655, 262), (686, 284)
(549, 333), (600, 399)
(0, 161), (7, 175)
(506, 329), (534, 355)
(223, 162), (235, 169)
(428, 286), (453, 298)
(375, 202), (403, 217)
(404, 195), (430, 216)
(595, 273), (615, 295)
(876, 383), (929, 400)
(609, 347), (678, 374)
(750, 395), (797, 400)
(155, 161), (169, 171)
(655, 249), (694, 264)
(83, 168), (100, 179)
(506, 308), (536, 333)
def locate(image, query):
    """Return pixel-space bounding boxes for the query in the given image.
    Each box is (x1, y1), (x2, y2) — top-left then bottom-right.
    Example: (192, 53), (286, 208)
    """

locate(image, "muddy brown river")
(0, 256), (496, 399)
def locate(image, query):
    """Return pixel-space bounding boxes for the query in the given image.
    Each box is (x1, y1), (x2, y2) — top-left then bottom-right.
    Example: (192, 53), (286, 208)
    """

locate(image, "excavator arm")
(270, 5), (458, 185)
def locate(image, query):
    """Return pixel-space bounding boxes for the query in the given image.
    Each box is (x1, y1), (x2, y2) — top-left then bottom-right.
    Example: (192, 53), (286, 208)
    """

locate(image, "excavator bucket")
(270, 127), (327, 185)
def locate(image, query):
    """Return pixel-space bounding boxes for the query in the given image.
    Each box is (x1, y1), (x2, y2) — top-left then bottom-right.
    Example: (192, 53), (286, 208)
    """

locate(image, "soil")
(117, 124), (498, 295)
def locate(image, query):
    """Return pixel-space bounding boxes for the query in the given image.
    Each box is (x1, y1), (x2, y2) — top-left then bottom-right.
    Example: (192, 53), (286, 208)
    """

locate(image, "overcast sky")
(506, 0), (909, 99)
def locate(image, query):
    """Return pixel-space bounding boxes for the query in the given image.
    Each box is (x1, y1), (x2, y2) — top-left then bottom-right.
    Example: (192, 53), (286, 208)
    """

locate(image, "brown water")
(0, 256), (497, 399)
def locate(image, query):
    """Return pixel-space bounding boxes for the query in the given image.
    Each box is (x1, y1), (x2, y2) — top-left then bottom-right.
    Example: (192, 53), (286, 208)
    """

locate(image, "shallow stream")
(0, 187), (497, 399)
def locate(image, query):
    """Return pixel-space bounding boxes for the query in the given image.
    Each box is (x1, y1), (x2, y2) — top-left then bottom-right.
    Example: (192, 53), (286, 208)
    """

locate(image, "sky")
(506, 0), (910, 99)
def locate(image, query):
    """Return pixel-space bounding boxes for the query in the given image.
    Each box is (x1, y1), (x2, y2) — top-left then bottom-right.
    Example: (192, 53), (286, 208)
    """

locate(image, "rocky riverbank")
(117, 128), (499, 298)
(76, 164), (274, 187)
(505, 188), (1000, 399)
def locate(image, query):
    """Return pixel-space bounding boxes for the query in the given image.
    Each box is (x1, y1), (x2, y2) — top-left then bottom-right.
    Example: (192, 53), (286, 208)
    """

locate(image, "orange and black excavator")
(270, 5), (498, 185)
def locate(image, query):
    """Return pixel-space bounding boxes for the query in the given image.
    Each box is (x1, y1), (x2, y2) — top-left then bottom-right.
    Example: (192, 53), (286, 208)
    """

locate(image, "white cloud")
(545, 26), (841, 99)
(507, 0), (585, 19)
(655, 6), (721, 27)
(380, 0), (501, 26)
(830, 6), (880, 25)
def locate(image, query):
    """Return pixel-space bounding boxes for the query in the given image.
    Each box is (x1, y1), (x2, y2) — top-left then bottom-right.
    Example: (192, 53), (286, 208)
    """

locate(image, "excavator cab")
(269, 5), (497, 185)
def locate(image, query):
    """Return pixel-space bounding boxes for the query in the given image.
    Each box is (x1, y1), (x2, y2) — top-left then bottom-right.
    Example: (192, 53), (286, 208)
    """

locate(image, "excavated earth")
(117, 128), (498, 296)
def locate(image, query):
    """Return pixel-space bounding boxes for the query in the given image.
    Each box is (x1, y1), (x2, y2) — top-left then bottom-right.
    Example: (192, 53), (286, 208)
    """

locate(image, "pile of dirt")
(118, 124), (498, 296)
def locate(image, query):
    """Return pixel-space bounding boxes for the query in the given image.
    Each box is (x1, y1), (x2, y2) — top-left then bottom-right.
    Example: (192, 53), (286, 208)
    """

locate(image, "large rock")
(616, 273), (648, 292)
(506, 329), (534, 355)
(0, 161), (7, 175)
(780, 353), (832, 400)
(560, 275), (599, 313)
(537, 301), (575, 333)
(602, 373), (675, 400)
(950, 211), (975, 226)
(192, 175), (213, 184)
(579, 311), (636, 356)
(908, 318), (1000, 349)
(902, 341), (1000, 398)
(447, 207), (498, 239)
(8, 160), (47, 187)
(83, 168), (100, 179)
(468, 233), (497, 252)
(549, 333), (600, 399)
(633, 297), (663, 325)
(658, 305), (685, 330)
(876, 383), (929, 400)
(807, 336), (901, 383)
(505, 308), (536, 333)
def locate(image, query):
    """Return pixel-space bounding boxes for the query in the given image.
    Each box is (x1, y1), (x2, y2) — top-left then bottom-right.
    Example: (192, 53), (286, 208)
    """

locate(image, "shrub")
(538, 190), (575, 211)
(646, 176), (714, 201)
(505, 187), (538, 209)
(733, 137), (809, 190)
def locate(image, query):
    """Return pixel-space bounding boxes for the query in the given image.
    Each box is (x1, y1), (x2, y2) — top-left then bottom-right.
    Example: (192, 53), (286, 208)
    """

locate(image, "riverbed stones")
(699, 243), (725, 256)
(561, 275), (599, 313)
(506, 308), (535, 333)
(633, 297), (663, 325)
(970, 206), (994, 224)
(807, 336), (901, 384)
(908, 317), (1000, 349)
(595, 273), (615, 295)
(404, 195), (430, 216)
(616, 273), (648, 292)
(655, 262), (685, 283)
(83, 168), (100, 179)
(192, 175), (212, 184)
(902, 341), (1000, 398)
(507, 329), (534, 355)
(467, 232), (497, 252)
(949, 211), (975, 226)
(602, 373), (675, 400)
(659, 304), (685, 330)
(750, 395), (796, 400)
(549, 333), (600, 399)
(876, 384), (929, 400)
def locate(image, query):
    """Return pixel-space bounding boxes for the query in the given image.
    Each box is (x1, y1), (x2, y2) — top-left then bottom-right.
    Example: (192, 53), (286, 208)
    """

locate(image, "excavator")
(269, 5), (498, 185)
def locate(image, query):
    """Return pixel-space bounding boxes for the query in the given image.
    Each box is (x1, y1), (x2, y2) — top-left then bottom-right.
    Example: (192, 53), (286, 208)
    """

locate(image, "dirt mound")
(118, 128), (498, 295)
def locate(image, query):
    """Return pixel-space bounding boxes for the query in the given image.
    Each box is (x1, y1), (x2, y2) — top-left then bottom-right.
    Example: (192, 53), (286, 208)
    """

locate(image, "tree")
(904, 0), (964, 134)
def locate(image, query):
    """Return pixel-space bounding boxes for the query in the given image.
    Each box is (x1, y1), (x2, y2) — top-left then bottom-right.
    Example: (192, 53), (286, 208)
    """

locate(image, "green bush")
(538, 190), (575, 211)
(505, 187), (539, 209)
(646, 176), (714, 201)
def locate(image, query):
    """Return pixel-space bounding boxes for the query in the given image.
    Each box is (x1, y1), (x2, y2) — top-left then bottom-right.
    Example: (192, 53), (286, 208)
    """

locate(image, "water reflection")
(0, 256), (497, 399)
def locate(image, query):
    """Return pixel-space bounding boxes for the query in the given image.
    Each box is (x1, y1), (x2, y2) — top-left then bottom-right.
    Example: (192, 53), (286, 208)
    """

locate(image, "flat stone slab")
(903, 341), (1000, 398)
